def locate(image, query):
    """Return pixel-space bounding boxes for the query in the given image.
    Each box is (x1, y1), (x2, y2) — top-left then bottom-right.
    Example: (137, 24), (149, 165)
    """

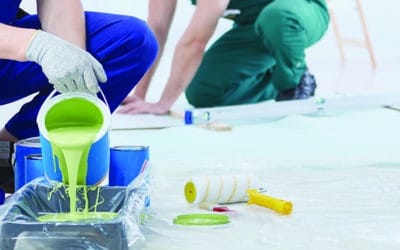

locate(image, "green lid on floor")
(173, 213), (230, 226)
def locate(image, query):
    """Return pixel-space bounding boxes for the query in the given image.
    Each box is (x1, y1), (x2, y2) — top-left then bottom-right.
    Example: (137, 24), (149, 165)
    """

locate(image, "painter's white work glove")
(26, 30), (107, 94)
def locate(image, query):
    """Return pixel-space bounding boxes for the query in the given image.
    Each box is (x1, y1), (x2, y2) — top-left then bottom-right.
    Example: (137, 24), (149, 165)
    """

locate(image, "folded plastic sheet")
(0, 175), (149, 250)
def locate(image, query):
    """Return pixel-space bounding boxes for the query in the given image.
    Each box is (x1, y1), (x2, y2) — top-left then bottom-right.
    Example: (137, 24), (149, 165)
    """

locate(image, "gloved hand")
(26, 30), (107, 94)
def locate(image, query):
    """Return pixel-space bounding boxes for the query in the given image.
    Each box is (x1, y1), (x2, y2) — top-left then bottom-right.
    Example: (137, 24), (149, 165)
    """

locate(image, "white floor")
(108, 106), (400, 250)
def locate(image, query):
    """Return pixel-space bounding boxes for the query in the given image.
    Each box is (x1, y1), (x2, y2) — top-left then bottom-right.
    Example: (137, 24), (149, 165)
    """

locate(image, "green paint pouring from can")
(37, 97), (117, 222)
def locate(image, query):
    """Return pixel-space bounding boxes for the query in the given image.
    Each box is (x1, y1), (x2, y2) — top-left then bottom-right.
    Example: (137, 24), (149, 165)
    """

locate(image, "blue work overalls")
(0, 1), (158, 139)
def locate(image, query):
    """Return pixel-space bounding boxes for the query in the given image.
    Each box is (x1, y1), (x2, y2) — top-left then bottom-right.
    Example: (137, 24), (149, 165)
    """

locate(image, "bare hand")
(117, 95), (170, 115)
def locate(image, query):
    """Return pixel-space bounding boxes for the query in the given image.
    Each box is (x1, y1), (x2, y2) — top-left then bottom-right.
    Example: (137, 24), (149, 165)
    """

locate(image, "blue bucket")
(24, 153), (44, 183)
(109, 145), (150, 186)
(36, 91), (111, 186)
(109, 145), (151, 206)
(13, 137), (42, 190)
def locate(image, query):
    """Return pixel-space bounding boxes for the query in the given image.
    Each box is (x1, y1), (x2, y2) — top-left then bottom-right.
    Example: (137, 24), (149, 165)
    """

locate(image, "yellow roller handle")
(247, 189), (293, 215)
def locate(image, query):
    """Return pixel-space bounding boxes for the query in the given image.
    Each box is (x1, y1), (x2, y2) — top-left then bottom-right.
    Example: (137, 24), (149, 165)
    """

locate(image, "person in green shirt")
(119, 0), (329, 114)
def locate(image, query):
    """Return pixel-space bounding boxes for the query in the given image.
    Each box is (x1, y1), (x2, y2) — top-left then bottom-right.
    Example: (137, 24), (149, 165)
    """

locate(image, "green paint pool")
(37, 211), (118, 222)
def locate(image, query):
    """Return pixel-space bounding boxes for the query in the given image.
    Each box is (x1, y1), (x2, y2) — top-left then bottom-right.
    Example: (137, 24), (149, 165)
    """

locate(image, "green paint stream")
(36, 97), (117, 222)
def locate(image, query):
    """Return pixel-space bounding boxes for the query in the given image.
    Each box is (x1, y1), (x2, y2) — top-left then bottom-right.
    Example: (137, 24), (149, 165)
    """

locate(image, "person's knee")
(185, 87), (207, 108)
(185, 83), (218, 108)
(111, 16), (158, 66)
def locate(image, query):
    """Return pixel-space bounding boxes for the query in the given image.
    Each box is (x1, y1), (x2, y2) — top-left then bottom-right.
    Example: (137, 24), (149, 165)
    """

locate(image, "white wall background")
(2, 0), (399, 128)
(20, 0), (400, 60)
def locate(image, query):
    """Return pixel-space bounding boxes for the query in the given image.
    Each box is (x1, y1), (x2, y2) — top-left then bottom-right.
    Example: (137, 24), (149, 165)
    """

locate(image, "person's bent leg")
(0, 129), (18, 142)
(255, 0), (329, 97)
(84, 12), (158, 112)
(186, 24), (276, 108)
(0, 13), (54, 140)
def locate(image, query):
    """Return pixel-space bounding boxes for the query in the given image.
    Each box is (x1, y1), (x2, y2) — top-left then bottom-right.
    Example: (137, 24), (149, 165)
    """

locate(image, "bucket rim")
(15, 136), (41, 147)
(37, 92), (111, 142)
(110, 145), (149, 151)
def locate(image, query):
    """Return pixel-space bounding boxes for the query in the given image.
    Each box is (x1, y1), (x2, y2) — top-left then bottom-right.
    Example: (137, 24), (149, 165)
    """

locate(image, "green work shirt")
(190, 0), (327, 9)
(190, 0), (328, 24)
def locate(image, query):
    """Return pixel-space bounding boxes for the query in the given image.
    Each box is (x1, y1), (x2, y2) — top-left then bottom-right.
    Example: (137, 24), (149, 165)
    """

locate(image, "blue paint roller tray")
(0, 177), (149, 250)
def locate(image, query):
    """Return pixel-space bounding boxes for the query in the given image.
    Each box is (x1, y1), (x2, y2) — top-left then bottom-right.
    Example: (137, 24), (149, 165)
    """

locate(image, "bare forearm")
(0, 23), (36, 61)
(134, 29), (170, 98)
(158, 0), (227, 108)
(37, 0), (86, 49)
(159, 40), (205, 108)
(133, 32), (166, 98)
(134, 0), (177, 99)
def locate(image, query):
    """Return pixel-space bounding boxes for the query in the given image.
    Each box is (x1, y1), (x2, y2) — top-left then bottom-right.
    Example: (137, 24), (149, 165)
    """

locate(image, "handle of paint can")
(43, 89), (111, 111)
(97, 89), (110, 111)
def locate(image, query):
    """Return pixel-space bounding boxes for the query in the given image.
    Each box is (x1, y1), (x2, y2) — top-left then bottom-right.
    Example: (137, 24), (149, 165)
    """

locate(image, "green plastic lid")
(173, 213), (230, 226)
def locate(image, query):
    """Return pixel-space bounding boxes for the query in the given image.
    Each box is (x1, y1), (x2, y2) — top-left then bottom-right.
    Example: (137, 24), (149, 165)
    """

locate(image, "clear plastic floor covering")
(2, 107), (399, 249)
(109, 107), (400, 250)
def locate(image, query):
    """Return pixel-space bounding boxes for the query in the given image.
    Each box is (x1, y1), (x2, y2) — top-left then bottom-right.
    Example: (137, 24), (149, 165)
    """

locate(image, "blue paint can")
(109, 145), (151, 206)
(109, 146), (150, 186)
(37, 92), (111, 185)
(24, 153), (44, 183)
(13, 137), (42, 190)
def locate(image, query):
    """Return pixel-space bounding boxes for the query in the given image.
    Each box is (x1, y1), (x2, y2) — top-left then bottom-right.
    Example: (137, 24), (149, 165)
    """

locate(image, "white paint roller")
(184, 174), (260, 204)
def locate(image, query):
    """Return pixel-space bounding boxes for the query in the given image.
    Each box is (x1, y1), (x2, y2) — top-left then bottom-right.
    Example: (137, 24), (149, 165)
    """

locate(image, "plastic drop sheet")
(109, 108), (400, 250)
(0, 174), (150, 250)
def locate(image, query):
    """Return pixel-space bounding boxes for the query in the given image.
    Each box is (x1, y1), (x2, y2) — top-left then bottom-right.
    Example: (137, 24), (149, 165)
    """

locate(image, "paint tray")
(0, 177), (149, 250)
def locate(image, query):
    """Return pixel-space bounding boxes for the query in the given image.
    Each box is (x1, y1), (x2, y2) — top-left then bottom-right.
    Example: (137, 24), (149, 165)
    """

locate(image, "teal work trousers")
(185, 0), (329, 107)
